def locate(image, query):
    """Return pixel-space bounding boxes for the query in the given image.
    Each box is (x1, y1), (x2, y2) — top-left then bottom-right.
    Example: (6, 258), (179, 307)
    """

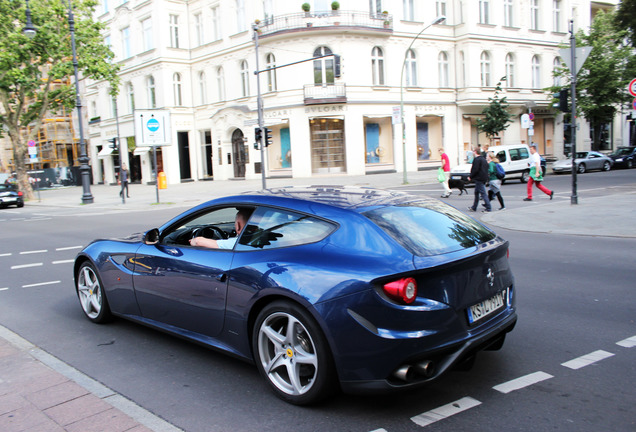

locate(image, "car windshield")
(363, 201), (496, 256)
(612, 148), (633, 156)
(575, 152), (589, 158)
(0, 184), (16, 192)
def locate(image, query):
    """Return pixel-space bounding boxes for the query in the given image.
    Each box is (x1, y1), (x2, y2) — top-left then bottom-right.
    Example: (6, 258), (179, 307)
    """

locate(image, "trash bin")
(158, 171), (167, 189)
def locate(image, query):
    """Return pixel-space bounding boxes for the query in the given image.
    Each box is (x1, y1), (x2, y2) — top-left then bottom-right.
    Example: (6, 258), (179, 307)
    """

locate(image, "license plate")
(467, 289), (507, 324)
(0, 197), (16, 203)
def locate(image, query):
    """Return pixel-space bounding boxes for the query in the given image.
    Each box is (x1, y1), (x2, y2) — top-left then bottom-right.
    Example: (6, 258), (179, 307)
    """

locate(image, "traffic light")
(264, 127), (273, 147)
(334, 54), (341, 78)
(107, 138), (117, 149)
(254, 127), (262, 150)
(552, 89), (569, 112)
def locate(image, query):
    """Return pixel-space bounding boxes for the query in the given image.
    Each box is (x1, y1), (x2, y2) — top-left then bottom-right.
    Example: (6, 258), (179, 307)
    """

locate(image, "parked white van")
(450, 144), (546, 183)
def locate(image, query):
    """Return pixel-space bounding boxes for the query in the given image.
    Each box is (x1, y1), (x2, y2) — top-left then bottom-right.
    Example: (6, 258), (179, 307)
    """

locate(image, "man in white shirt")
(189, 209), (249, 249)
(524, 143), (553, 201)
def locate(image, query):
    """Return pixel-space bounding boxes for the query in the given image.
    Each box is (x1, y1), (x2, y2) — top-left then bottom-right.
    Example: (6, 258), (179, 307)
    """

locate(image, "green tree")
(476, 78), (514, 143)
(550, 10), (636, 150)
(0, 0), (119, 199)
(615, 0), (636, 47)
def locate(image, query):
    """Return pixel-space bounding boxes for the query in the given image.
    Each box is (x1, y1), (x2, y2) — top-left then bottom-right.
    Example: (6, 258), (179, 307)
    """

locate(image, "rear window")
(363, 201), (496, 256)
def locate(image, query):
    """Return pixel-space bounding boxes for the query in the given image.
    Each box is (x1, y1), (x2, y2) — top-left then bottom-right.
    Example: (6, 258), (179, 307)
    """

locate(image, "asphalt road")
(0, 170), (635, 431)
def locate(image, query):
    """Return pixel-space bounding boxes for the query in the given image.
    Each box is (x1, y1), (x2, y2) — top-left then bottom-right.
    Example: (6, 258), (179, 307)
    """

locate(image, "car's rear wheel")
(577, 163), (586, 174)
(76, 261), (112, 323)
(520, 170), (529, 183)
(627, 160), (633, 169)
(253, 301), (336, 405)
(602, 161), (611, 171)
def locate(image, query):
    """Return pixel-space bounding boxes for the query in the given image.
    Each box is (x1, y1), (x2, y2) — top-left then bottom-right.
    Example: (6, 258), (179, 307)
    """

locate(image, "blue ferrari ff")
(74, 186), (517, 405)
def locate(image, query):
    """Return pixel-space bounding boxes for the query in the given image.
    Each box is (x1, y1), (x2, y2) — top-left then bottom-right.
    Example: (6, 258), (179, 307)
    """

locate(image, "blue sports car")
(74, 186), (517, 405)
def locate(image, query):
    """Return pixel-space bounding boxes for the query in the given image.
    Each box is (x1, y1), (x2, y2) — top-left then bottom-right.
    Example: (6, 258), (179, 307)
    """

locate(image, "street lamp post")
(400, 15), (446, 184)
(23, 0), (93, 203)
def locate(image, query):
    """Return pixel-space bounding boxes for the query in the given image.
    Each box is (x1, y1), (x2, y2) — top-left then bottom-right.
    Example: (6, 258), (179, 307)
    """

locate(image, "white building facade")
(85, 0), (619, 186)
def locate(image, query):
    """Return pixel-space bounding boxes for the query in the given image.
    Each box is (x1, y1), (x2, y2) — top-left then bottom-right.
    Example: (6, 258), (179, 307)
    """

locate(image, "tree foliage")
(550, 10), (636, 150)
(615, 0), (636, 47)
(0, 0), (118, 199)
(476, 78), (513, 142)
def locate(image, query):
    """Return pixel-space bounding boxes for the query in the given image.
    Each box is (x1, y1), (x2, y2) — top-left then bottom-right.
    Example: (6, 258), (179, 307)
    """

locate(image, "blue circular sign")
(147, 118), (160, 132)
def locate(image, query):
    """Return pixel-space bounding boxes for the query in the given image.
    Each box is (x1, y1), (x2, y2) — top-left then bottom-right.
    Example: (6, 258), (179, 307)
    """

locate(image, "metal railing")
(257, 11), (392, 36)
(303, 83), (347, 104)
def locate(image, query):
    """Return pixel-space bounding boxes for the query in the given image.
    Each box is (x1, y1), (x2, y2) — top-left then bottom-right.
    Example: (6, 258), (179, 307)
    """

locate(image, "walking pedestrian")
(467, 147), (491, 212)
(487, 151), (505, 210)
(524, 143), (553, 201)
(119, 164), (130, 198)
(439, 148), (452, 198)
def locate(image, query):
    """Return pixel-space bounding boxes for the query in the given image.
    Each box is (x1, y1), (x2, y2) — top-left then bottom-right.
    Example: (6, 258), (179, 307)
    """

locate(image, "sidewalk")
(2, 172), (635, 431)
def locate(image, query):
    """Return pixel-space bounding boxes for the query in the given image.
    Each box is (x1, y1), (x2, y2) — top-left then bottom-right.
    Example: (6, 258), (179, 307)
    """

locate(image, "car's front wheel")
(253, 301), (336, 405)
(76, 261), (112, 323)
(577, 163), (586, 174)
(602, 161), (611, 171)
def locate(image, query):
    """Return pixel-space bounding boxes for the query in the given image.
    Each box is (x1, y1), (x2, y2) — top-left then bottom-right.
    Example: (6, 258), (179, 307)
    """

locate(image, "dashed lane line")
(410, 397), (482, 427)
(0, 288), (8, 291)
(22, 280), (61, 288)
(56, 246), (83, 251)
(11, 263), (43, 269)
(20, 249), (48, 255)
(492, 371), (553, 394)
(617, 335), (636, 348)
(0, 253), (11, 257)
(561, 350), (615, 370)
(52, 259), (75, 265)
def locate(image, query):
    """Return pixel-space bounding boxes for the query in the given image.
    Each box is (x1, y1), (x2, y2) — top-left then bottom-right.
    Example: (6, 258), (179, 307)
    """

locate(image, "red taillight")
(18, 191), (23, 197)
(383, 277), (417, 304)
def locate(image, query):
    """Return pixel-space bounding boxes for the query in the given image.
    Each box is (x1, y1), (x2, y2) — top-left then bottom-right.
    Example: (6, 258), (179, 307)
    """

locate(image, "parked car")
(0, 184), (24, 208)
(608, 146), (636, 169)
(74, 186), (517, 405)
(552, 151), (613, 174)
(450, 144), (546, 183)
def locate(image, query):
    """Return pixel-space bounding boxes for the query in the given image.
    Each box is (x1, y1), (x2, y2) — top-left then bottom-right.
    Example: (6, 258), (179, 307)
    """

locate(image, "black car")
(0, 184), (24, 208)
(609, 146), (636, 169)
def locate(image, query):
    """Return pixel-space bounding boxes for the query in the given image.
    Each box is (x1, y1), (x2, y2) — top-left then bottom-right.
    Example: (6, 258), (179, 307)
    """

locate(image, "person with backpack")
(487, 151), (506, 210)
(467, 147), (491, 212)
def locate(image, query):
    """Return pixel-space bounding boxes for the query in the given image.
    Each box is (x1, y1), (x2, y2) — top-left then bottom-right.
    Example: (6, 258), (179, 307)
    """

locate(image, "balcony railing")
(304, 83), (347, 105)
(257, 11), (392, 37)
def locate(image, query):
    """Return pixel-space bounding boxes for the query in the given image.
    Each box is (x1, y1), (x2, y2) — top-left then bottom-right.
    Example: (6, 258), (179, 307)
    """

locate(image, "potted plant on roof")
(302, 3), (311, 16)
(331, 1), (340, 12)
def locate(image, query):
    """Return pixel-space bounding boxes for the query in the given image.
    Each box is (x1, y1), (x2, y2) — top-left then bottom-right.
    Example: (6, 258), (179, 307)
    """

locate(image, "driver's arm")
(189, 237), (219, 248)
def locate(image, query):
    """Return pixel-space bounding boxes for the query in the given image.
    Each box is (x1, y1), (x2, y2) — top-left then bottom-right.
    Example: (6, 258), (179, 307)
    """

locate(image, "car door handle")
(216, 273), (227, 282)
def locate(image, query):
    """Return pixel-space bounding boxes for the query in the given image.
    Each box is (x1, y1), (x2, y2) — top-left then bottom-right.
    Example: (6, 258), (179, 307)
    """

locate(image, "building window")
(436, 1), (447, 18)
(479, 0), (490, 24)
(127, 82), (135, 113)
(173, 73), (183, 106)
(370, 0), (382, 16)
(532, 55), (541, 89)
(110, 92), (117, 118)
(405, 49), (417, 87)
(438, 51), (449, 88)
(403, 0), (414, 21)
(266, 53), (277, 92)
(211, 6), (221, 41)
(217, 67), (225, 101)
(121, 27), (130, 58)
(147, 75), (156, 108)
(460, 50), (466, 88)
(169, 14), (180, 48)
(530, 0), (539, 30)
(480, 51), (491, 87)
(236, 0), (246, 33)
(553, 0), (561, 32)
(503, 0), (513, 27)
(194, 13), (203, 46)
(553, 57), (563, 86)
(505, 53), (515, 88)
(141, 18), (152, 51)
(240, 60), (249, 97)
(199, 72), (207, 105)
(371, 46), (385, 86)
(313, 46), (335, 85)
(264, 0), (274, 22)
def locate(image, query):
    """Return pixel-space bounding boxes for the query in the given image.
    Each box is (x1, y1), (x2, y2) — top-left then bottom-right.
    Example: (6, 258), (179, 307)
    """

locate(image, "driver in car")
(189, 209), (250, 249)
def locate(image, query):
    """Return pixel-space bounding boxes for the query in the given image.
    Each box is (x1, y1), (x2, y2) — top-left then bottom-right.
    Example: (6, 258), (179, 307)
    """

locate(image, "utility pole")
(253, 24), (266, 190)
(569, 19), (578, 205)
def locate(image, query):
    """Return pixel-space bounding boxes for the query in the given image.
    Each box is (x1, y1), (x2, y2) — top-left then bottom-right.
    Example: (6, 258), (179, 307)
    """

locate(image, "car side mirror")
(144, 228), (160, 245)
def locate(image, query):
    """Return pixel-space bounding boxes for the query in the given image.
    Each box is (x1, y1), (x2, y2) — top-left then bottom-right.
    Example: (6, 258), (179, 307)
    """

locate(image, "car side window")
(161, 206), (247, 246)
(236, 207), (336, 251)
(519, 148), (529, 159)
(509, 149), (520, 161)
(497, 151), (507, 162)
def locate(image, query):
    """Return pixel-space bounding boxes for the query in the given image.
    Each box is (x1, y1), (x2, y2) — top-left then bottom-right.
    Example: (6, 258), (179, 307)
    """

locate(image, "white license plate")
(467, 289), (507, 324)
(0, 197), (16, 203)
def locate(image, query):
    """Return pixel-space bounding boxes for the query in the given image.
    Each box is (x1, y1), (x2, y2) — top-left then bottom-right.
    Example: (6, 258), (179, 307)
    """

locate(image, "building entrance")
(310, 118), (345, 174)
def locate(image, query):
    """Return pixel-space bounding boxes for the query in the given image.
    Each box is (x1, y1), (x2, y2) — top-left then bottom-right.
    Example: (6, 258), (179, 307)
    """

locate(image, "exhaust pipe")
(415, 360), (436, 378)
(393, 365), (416, 382)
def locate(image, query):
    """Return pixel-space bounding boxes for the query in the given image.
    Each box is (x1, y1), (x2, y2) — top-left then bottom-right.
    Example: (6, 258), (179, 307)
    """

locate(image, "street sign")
(528, 113), (535, 121)
(134, 110), (171, 146)
(28, 140), (36, 147)
(521, 114), (530, 128)
(633, 98), (636, 110)
(559, 46), (592, 75)
(392, 106), (401, 125)
(630, 78), (636, 97)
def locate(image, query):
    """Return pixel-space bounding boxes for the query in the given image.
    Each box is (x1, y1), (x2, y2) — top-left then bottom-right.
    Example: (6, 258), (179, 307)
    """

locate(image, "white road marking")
(493, 371), (553, 394)
(0, 288), (8, 291)
(56, 246), (83, 251)
(52, 259), (75, 265)
(561, 350), (615, 370)
(0, 253), (12, 257)
(11, 263), (43, 269)
(410, 397), (481, 427)
(22, 281), (61, 288)
(20, 249), (48, 255)
(616, 335), (636, 348)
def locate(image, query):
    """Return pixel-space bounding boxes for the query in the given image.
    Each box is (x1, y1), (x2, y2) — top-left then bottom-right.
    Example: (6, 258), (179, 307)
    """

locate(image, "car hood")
(451, 163), (471, 174)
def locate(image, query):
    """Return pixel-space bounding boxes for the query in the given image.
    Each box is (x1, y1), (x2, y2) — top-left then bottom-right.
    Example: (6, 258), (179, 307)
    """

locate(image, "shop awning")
(97, 147), (113, 158)
(133, 146), (151, 155)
